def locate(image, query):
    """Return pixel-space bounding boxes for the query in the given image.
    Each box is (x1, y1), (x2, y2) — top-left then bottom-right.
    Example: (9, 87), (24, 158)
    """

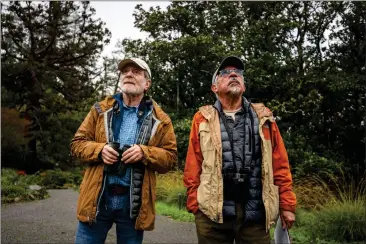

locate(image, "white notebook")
(274, 217), (291, 244)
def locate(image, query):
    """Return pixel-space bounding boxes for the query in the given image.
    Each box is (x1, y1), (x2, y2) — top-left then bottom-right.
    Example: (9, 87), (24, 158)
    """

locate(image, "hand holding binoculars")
(103, 142), (131, 176)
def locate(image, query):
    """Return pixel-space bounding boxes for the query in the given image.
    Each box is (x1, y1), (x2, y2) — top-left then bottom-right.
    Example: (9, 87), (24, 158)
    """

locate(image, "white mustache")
(228, 77), (240, 85)
(229, 77), (239, 81)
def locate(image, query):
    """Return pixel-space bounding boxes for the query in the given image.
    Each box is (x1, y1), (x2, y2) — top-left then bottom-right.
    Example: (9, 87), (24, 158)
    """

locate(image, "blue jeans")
(75, 205), (143, 244)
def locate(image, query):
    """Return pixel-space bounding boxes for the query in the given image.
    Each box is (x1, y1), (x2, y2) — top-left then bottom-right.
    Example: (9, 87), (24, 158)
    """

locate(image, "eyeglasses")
(218, 69), (244, 77)
(121, 68), (144, 76)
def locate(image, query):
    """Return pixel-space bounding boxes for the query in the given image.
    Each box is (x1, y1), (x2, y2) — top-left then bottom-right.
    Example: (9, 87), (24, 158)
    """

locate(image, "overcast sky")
(91, 2), (170, 57)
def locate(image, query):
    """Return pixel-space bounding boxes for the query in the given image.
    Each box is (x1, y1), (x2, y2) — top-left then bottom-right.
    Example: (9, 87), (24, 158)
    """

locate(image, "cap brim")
(216, 56), (244, 75)
(118, 59), (141, 71)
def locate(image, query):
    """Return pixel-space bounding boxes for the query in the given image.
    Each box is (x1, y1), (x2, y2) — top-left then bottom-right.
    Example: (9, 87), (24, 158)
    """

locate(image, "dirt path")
(1, 189), (197, 243)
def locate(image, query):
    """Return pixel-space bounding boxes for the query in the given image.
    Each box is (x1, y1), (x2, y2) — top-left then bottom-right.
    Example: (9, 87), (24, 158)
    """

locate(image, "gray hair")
(212, 75), (219, 99)
(212, 71), (218, 84)
(144, 71), (151, 80)
(212, 75), (219, 85)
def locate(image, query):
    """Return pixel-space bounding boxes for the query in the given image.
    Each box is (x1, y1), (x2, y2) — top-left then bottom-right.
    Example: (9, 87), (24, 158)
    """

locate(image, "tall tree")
(99, 43), (126, 98)
(1, 1), (111, 171)
(118, 1), (365, 174)
(321, 2), (366, 174)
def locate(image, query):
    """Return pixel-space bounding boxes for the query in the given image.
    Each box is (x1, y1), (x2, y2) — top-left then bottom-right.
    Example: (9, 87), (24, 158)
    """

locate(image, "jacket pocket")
(267, 183), (279, 223)
(199, 123), (214, 152)
(199, 123), (215, 174)
(197, 173), (212, 212)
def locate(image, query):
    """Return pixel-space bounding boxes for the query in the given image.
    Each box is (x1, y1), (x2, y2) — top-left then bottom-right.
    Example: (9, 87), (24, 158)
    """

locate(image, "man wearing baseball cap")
(72, 57), (177, 243)
(184, 56), (296, 243)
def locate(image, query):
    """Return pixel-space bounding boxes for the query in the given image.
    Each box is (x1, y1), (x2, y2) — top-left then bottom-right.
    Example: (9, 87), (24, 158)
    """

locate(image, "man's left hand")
(121, 144), (144, 164)
(280, 210), (296, 230)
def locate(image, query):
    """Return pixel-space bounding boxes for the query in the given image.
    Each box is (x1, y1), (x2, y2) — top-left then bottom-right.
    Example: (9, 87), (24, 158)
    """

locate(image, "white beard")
(228, 85), (242, 97)
(121, 86), (144, 96)
(120, 78), (146, 96)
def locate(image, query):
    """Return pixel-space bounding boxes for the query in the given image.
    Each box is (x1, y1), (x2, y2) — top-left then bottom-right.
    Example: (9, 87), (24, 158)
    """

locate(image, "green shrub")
(294, 176), (335, 210)
(311, 172), (366, 242)
(1, 168), (20, 184)
(294, 171), (366, 243)
(23, 173), (43, 185)
(156, 171), (186, 209)
(2, 184), (49, 203)
(2, 185), (27, 199)
(313, 198), (366, 242)
(292, 151), (343, 179)
(172, 116), (192, 170)
(156, 201), (194, 222)
(290, 209), (319, 243)
(38, 169), (82, 189)
(38, 170), (68, 189)
(1, 168), (49, 203)
(1, 168), (32, 190)
(1, 168), (85, 204)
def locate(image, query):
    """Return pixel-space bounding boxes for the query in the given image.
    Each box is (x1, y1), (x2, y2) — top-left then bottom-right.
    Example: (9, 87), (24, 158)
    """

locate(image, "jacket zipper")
(217, 158), (222, 222)
(95, 173), (107, 222)
(129, 167), (134, 219)
(94, 108), (114, 222)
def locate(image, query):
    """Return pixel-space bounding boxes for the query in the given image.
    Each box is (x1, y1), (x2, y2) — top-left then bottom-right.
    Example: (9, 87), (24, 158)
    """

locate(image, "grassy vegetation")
(3, 167), (364, 243)
(36, 168), (83, 189)
(1, 167), (84, 203)
(156, 171), (187, 208)
(156, 201), (194, 222)
(156, 170), (366, 244)
(1, 168), (49, 203)
(293, 171), (366, 243)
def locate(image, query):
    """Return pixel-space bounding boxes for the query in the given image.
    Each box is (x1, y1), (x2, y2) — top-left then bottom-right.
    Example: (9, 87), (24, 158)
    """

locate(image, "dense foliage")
(1, 2), (364, 179)
(1, 1), (110, 172)
(122, 1), (365, 175)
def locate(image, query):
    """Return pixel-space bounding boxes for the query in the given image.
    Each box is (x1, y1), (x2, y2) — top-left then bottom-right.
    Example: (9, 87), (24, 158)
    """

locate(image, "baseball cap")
(212, 56), (244, 84)
(118, 57), (152, 79)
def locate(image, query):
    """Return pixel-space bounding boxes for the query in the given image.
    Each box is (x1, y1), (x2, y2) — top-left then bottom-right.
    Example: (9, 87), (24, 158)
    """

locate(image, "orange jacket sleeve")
(270, 122), (297, 213)
(183, 112), (205, 214)
(70, 106), (106, 163)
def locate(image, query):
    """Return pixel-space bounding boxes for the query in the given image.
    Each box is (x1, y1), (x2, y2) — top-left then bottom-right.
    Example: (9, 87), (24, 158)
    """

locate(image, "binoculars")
(224, 167), (250, 185)
(232, 173), (248, 184)
(103, 142), (131, 176)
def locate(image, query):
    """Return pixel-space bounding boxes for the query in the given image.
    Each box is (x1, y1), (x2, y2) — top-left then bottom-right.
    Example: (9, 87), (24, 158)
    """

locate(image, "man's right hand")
(101, 145), (119, 164)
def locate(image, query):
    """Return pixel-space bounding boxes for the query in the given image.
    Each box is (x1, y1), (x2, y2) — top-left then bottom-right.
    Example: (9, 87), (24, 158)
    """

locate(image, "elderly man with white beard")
(184, 56), (296, 244)
(71, 57), (177, 244)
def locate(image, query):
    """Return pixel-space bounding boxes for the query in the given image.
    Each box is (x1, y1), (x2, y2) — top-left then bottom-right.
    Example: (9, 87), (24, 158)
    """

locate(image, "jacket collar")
(212, 96), (250, 113)
(97, 94), (171, 125)
(200, 97), (274, 122)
